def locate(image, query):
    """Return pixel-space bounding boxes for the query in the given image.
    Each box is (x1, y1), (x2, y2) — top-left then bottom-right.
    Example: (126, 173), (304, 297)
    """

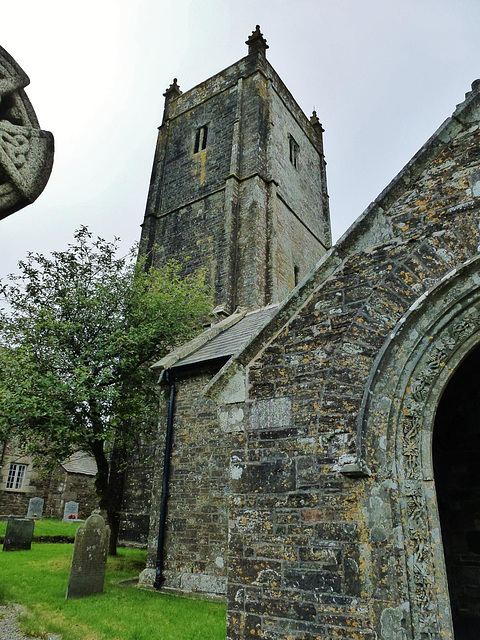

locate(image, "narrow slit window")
(6, 463), (27, 490)
(194, 125), (208, 153)
(289, 135), (299, 168)
(294, 265), (300, 287)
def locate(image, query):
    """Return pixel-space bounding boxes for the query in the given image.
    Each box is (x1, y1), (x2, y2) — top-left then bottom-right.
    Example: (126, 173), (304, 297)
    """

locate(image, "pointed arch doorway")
(434, 342), (480, 639)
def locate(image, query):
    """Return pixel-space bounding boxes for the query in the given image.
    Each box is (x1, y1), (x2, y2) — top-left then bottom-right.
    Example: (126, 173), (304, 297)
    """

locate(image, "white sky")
(1, 0), (480, 279)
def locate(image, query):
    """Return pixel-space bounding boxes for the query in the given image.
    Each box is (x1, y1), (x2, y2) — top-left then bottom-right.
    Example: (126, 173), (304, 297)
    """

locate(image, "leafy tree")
(0, 227), (212, 553)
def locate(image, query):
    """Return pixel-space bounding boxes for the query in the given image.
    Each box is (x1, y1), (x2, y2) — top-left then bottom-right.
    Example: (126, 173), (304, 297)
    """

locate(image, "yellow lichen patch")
(192, 149), (207, 185)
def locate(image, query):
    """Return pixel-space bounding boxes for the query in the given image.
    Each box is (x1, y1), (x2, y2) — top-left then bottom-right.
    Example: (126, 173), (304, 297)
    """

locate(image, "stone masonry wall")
(143, 368), (232, 596)
(223, 90), (480, 639)
(0, 441), (50, 516)
(0, 440), (97, 519)
(120, 439), (156, 547)
(268, 87), (328, 243)
(44, 469), (98, 520)
(272, 197), (327, 300)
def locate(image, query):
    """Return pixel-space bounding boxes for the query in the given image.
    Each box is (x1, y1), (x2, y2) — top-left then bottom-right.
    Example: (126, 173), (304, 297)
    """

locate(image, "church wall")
(224, 98), (480, 638)
(119, 440), (156, 546)
(268, 87), (328, 248)
(128, 37), (334, 554)
(271, 196), (328, 301)
(160, 87), (238, 213)
(141, 368), (232, 596)
(150, 193), (229, 303)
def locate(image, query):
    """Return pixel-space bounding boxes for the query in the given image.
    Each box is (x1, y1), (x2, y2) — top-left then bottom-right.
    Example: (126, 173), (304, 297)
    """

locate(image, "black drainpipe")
(154, 368), (176, 590)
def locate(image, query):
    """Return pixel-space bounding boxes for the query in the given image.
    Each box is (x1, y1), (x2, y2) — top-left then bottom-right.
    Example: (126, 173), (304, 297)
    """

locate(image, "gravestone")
(26, 497), (44, 519)
(66, 513), (110, 599)
(3, 518), (35, 551)
(63, 501), (79, 521)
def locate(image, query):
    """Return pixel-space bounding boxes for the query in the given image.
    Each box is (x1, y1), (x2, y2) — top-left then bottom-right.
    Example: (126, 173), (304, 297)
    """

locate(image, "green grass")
(0, 517), (83, 538)
(0, 544), (226, 640)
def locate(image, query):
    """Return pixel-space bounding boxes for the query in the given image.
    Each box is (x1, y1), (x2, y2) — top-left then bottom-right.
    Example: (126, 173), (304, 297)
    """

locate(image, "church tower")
(140, 26), (331, 312)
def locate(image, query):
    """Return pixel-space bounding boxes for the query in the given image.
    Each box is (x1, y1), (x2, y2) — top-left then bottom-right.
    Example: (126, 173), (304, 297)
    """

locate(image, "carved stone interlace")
(398, 305), (480, 638)
(0, 127), (30, 168)
(0, 45), (54, 218)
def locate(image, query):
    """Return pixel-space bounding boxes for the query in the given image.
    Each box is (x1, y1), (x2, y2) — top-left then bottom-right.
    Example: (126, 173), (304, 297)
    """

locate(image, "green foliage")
(0, 544), (226, 640)
(0, 226), (212, 464)
(0, 228), (212, 552)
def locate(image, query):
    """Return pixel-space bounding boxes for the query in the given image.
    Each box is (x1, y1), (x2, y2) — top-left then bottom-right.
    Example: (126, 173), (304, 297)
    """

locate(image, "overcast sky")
(1, 0), (480, 280)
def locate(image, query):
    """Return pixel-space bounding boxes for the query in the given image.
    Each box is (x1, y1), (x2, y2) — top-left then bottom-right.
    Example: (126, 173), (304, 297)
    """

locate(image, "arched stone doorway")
(434, 342), (480, 638)
(354, 256), (480, 639)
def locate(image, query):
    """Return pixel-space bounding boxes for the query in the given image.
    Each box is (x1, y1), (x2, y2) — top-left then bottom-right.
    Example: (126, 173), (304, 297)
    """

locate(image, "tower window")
(6, 463), (27, 490)
(294, 265), (300, 287)
(194, 125), (208, 153)
(289, 135), (299, 168)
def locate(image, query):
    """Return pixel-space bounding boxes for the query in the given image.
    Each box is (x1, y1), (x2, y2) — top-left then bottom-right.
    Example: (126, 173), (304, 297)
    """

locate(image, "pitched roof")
(172, 305), (279, 369)
(152, 305), (279, 374)
(61, 451), (97, 476)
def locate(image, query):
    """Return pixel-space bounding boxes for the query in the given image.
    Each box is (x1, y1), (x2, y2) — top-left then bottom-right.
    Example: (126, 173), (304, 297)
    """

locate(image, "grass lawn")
(0, 544), (226, 640)
(0, 517), (83, 538)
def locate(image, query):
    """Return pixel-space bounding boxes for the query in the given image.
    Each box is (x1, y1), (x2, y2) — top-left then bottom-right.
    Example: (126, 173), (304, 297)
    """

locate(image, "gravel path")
(0, 604), (59, 640)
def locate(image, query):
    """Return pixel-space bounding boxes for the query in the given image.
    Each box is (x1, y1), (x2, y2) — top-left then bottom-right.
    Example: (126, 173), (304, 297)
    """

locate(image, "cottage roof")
(61, 451), (97, 476)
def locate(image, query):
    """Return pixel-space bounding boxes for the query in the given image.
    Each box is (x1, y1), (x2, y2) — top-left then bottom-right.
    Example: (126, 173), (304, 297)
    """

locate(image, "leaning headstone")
(3, 518), (35, 551)
(66, 513), (110, 599)
(63, 501), (79, 522)
(26, 497), (44, 519)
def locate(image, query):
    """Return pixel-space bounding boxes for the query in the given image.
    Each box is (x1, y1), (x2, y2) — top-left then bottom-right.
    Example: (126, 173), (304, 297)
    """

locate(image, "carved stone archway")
(357, 255), (480, 639)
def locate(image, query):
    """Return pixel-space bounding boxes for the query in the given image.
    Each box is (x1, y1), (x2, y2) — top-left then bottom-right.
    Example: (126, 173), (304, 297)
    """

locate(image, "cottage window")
(194, 125), (208, 153)
(289, 135), (299, 168)
(6, 463), (27, 490)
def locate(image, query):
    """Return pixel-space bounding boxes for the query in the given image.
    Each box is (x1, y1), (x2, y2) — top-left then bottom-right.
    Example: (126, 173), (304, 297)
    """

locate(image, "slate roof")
(171, 305), (279, 369)
(61, 451), (97, 476)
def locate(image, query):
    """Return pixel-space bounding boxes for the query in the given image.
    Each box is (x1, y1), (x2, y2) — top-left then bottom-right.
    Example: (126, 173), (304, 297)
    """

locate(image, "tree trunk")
(90, 439), (120, 556)
(107, 440), (128, 556)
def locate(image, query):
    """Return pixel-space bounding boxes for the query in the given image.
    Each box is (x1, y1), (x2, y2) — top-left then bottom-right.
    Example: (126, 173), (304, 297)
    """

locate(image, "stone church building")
(122, 26), (480, 640)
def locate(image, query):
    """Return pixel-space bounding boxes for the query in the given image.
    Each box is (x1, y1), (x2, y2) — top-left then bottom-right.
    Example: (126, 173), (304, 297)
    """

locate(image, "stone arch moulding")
(350, 254), (480, 640)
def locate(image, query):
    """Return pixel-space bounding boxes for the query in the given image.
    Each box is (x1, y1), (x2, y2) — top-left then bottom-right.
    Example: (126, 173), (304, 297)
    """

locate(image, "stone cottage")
(126, 26), (480, 640)
(0, 443), (98, 520)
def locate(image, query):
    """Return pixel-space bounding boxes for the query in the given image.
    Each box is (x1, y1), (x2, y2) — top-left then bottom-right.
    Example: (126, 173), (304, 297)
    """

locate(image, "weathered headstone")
(26, 496), (44, 519)
(63, 501), (79, 521)
(66, 513), (110, 599)
(2, 518), (35, 551)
